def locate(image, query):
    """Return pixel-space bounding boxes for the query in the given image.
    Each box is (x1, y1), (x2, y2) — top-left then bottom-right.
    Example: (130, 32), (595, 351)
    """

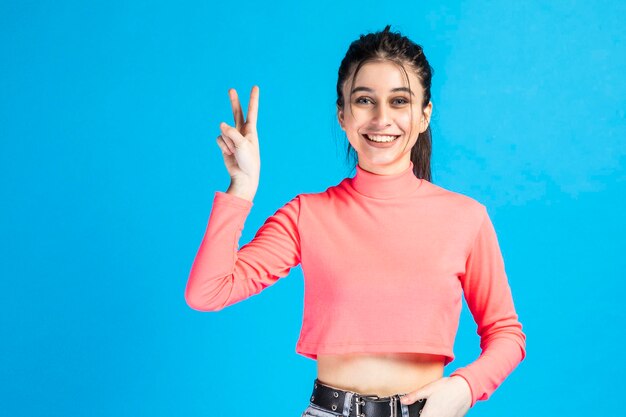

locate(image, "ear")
(337, 106), (345, 130)
(420, 101), (433, 133)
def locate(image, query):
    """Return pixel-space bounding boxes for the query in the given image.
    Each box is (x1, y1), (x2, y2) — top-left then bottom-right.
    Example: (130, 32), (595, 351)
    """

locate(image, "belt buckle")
(354, 394), (380, 417)
(354, 394), (367, 417)
(389, 396), (398, 417)
(354, 394), (399, 417)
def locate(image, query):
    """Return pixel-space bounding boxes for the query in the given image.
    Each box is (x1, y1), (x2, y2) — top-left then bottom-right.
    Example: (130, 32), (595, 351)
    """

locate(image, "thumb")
(220, 122), (246, 147)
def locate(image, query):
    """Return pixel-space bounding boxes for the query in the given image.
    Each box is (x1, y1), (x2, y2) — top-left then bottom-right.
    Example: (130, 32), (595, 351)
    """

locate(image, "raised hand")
(216, 85), (261, 201)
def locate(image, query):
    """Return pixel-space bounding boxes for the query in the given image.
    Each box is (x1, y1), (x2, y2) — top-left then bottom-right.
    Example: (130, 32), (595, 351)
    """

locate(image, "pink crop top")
(185, 160), (526, 407)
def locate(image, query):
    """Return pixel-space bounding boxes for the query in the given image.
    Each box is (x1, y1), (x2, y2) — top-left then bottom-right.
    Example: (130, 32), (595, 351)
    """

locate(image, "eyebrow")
(351, 86), (415, 96)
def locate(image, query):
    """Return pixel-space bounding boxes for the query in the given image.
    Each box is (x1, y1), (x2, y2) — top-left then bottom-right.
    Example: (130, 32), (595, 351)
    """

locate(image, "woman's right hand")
(216, 86), (260, 200)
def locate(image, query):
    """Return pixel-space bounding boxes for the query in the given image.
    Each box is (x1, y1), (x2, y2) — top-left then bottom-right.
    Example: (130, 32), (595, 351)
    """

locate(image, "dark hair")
(336, 24), (434, 181)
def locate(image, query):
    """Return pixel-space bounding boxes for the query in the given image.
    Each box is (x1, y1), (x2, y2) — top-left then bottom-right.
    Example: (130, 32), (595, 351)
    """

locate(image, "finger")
(216, 136), (232, 155)
(245, 85), (259, 131)
(219, 127), (236, 153)
(229, 88), (244, 131)
(218, 130), (237, 154)
(220, 121), (246, 147)
(216, 135), (234, 155)
(400, 388), (429, 405)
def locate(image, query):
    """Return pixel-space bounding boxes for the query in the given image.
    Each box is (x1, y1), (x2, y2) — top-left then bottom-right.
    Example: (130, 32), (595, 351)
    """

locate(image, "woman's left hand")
(399, 376), (472, 417)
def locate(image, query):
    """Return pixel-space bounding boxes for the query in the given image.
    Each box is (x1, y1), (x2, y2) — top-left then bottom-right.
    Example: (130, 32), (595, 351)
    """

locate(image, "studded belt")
(309, 378), (426, 417)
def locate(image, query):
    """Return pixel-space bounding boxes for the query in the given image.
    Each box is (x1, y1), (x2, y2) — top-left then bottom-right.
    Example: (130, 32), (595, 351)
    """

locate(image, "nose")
(372, 103), (392, 127)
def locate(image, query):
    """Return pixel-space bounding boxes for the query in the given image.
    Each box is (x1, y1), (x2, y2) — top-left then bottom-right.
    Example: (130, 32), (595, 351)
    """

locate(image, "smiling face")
(338, 60), (433, 175)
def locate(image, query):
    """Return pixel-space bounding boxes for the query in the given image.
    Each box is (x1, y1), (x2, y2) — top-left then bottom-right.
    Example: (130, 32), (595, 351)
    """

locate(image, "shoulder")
(421, 180), (487, 219)
(294, 178), (351, 204)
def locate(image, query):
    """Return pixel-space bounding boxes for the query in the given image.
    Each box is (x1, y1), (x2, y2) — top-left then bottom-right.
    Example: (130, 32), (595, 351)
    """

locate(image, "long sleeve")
(185, 191), (301, 312)
(449, 206), (526, 407)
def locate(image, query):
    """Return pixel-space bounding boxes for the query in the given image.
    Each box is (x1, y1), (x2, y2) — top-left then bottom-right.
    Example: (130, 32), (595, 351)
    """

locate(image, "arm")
(184, 191), (301, 312)
(449, 206), (527, 407)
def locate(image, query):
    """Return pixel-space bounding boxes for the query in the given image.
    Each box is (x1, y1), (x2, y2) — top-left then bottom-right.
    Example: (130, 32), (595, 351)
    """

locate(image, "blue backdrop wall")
(1, 1), (624, 416)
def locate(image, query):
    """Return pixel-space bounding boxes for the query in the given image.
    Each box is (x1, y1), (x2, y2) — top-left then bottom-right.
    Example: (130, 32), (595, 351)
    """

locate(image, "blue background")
(1, 1), (625, 416)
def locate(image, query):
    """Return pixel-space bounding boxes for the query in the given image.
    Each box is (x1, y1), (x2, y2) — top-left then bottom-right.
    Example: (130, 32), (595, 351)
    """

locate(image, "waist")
(316, 352), (446, 397)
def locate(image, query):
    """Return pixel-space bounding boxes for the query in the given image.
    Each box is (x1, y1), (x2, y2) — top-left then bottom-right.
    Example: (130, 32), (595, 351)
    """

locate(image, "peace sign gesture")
(216, 86), (260, 201)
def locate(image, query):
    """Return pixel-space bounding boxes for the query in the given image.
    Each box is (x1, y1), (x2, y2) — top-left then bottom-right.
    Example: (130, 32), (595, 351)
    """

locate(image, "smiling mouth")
(364, 134), (401, 143)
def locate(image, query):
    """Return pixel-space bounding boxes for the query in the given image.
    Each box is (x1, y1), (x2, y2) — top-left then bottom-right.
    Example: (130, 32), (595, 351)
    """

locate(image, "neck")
(357, 159), (411, 176)
(350, 160), (424, 199)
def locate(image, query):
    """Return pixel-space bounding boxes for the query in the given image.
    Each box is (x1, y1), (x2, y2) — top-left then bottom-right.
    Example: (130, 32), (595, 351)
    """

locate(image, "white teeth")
(366, 134), (399, 143)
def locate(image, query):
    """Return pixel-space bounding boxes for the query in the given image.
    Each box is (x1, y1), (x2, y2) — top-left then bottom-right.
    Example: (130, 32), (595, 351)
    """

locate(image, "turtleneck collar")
(349, 160), (424, 199)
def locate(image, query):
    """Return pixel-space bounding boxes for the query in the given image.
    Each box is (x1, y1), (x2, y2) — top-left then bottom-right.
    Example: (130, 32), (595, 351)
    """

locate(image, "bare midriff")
(316, 352), (447, 397)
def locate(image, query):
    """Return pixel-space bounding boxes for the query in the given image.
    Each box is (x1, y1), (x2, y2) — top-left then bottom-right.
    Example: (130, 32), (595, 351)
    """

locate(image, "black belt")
(309, 378), (426, 417)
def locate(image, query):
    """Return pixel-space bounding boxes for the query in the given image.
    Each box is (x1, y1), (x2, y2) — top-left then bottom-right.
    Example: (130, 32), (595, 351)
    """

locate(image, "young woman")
(186, 25), (526, 417)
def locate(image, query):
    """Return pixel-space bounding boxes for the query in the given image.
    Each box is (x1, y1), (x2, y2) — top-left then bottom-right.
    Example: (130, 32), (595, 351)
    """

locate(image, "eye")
(354, 96), (410, 105)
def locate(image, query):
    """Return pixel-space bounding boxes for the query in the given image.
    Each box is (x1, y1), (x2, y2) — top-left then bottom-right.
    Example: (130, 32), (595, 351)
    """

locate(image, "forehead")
(350, 61), (422, 93)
